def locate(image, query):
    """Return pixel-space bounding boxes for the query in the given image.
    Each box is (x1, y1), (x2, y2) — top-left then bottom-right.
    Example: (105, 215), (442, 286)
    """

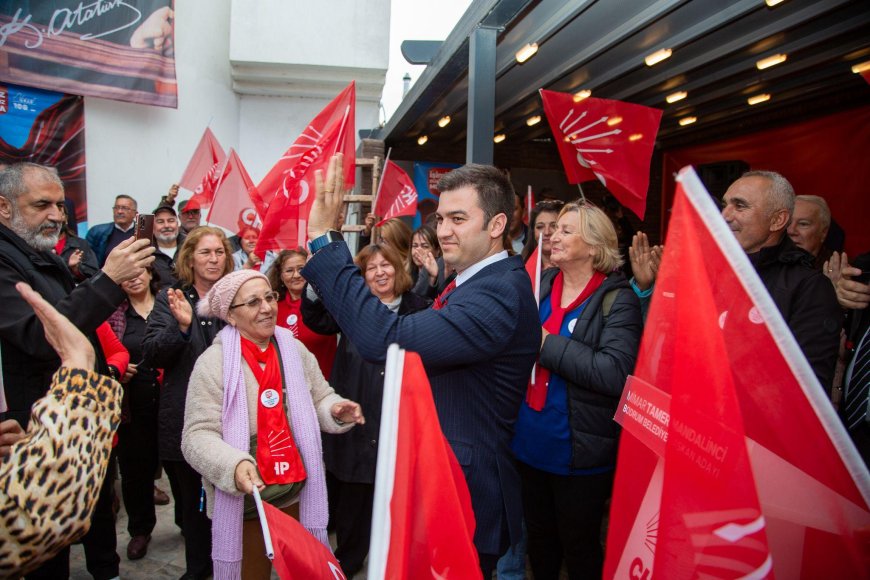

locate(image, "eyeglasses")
(182, 209), (201, 215)
(229, 291), (279, 310)
(113, 205), (135, 212)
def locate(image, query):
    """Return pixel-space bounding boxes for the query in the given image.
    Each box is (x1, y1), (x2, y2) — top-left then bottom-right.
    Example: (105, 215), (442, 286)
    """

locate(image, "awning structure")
(376, 0), (870, 166)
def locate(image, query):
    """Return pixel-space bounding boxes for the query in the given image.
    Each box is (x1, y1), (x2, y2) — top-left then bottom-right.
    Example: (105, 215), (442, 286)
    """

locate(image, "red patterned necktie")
(432, 280), (457, 310)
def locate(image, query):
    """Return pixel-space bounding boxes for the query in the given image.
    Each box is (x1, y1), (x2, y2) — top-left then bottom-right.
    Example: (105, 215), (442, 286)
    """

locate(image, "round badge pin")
(287, 314), (298, 326)
(568, 319), (577, 333)
(260, 388), (280, 408)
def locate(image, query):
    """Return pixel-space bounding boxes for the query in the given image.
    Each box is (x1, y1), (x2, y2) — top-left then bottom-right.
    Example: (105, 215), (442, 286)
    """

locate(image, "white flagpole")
(371, 147), (393, 217)
(252, 487), (275, 561)
(530, 231), (543, 385)
(368, 343), (404, 579)
(577, 182), (587, 203)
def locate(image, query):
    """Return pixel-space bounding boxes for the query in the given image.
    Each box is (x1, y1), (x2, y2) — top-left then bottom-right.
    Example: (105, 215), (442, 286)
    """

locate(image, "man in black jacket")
(722, 170), (841, 392)
(0, 162), (155, 580)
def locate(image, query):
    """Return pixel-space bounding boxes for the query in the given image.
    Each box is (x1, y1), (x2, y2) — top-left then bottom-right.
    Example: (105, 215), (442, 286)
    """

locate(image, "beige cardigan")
(181, 335), (352, 517)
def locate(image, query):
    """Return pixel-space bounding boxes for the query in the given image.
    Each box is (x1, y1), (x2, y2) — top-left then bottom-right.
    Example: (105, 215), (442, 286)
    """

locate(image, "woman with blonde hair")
(511, 201), (642, 579)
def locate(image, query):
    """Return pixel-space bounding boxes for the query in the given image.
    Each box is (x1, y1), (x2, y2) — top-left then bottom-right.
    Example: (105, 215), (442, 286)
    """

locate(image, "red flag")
(604, 167), (870, 579)
(368, 346), (480, 579)
(260, 500), (345, 580)
(374, 161), (418, 226)
(254, 82), (356, 254)
(179, 127), (226, 192)
(188, 158), (225, 209)
(205, 149), (260, 234)
(539, 90), (661, 220)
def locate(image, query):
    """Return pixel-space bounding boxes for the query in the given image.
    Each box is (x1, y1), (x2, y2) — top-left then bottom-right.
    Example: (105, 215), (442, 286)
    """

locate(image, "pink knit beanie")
(196, 269), (269, 321)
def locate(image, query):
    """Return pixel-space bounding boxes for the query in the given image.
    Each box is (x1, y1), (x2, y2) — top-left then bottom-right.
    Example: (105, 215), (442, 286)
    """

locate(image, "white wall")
(83, 0), (389, 229)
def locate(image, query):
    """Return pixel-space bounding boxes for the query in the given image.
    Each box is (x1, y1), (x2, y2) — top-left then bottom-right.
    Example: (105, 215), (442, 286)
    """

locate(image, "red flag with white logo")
(368, 346), (480, 579)
(188, 159), (225, 210)
(254, 489), (346, 580)
(603, 167), (870, 579)
(374, 161), (418, 226)
(179, 127), (226, 192)
(539, 90), (661, 220)
(205, 149), (260, 234)
(254, 82), (356, 254)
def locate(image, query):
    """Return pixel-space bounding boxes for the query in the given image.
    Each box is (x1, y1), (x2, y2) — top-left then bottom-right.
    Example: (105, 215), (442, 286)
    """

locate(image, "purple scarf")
(212, 325), (331, 579)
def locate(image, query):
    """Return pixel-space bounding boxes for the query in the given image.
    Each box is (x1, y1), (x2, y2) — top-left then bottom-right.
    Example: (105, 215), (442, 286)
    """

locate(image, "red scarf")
(526, 270), (606, 411)
(240, 337), (306, 485)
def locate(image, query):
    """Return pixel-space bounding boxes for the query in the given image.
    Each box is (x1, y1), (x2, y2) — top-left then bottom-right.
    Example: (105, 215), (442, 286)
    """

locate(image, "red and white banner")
(603, 167), (870, 578)
(374, 161), (418, 226)
(179, 127), (226, 194)
(254, 488), (345, 580)
(539, 90), (661, 220)
(255, 82), (356, 254)
(368, 346), (480, 579)
(205, 149), (259, 235)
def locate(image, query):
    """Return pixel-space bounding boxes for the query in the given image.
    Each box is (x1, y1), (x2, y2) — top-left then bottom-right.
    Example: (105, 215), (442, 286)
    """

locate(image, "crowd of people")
(0, 158), (867, 580)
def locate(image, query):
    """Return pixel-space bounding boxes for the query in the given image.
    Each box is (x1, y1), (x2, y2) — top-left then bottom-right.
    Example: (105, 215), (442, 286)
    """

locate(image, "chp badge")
(260, 388), (280, 408)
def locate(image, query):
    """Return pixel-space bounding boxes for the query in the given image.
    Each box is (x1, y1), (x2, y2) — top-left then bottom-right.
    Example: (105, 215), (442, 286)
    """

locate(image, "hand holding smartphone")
(135, 214), (156, 248)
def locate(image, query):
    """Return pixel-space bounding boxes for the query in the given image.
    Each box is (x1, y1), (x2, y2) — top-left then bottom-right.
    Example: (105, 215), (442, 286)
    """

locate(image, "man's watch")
(307, 230), (344, 254)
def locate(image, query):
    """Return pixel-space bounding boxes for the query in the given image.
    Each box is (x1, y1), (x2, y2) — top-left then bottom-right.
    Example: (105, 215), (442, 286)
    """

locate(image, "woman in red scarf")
(268, 248), (337, 380)
(510, 201), (643, 579)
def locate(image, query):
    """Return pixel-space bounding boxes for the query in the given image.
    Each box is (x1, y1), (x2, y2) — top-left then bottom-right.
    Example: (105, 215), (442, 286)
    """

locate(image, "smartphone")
(135, 214), (156, 247)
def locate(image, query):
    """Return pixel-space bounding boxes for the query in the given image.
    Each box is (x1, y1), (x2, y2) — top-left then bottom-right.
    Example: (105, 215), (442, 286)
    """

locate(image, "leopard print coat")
(0, 367), (121, 578)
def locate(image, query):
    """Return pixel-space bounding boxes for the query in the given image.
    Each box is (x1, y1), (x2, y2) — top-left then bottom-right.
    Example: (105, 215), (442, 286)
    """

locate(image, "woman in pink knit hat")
(181, 268), (364, 580)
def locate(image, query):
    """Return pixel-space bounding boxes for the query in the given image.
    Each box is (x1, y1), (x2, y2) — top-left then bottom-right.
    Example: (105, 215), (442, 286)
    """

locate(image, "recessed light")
(852, 60), (870, 74)
(526, 115), (541, 127)
(493, 134), (506, 144)
(679, 116), (697, 126)
(438, 116), (451, 128)
(756, 54), (787, 70)
(606, 116), (623, 127)
(666, 91), (687, 104)
(645, 48), (672, 67)
(628, 134), (643, 141)
(573, 89), (592, 102)
(515, 43), (538, 64)
(417, 135), (428, 145)
(747, 93), (771, 105)
(765, 0), (786, 6)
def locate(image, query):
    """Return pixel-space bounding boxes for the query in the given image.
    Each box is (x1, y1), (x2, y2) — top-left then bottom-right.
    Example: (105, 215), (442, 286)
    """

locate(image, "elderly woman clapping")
(181, 269), (364, 580)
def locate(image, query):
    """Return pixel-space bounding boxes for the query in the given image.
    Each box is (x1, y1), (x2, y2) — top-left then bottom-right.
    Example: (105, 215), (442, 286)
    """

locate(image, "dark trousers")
(164, 459), (213, 578)
(327, 473), (374, 577)
(28, 457), (121, 580)
(518, 461), (614, 580)
(117, 382), (160, 537)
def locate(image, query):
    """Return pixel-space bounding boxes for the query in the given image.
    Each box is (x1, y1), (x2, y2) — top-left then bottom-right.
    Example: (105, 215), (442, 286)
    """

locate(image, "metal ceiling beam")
(468, 25), (499, 164)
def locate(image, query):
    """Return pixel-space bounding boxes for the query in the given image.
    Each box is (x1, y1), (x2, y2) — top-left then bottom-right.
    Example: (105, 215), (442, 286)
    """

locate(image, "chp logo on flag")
(540, 90), (662, 220)
(374, 160), (418, 226)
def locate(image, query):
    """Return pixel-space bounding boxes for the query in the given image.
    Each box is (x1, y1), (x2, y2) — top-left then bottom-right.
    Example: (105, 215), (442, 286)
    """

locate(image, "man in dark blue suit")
(302, 155), (540, 575)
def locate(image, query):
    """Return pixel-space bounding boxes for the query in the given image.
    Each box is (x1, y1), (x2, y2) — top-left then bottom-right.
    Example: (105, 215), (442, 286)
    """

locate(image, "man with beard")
(178, 198), (203, 234)
(0, 162), (155, 580)
(151, 203), (185, 288)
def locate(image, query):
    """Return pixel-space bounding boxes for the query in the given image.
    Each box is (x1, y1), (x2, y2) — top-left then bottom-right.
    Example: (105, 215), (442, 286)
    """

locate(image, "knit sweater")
(181, 335), (351, 517)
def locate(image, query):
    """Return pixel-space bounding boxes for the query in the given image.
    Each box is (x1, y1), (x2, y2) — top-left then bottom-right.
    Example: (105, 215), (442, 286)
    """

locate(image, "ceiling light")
(606, 116), (623, 126)
(747, 93), (771, 105)
(526, 115), (541, 126)
(515, 43), (538, 64)
(679, 116), (697, 126)
(765, 0), (786, 6)
(437, 115), (451, 128)
(644, 48), (672, 67)
(756, 53), (787, 70)
(852, 60), (870, 74)
(417, 135), (428, 145)
(666, 91), (687, 103)
(493, 134), (506, 144)
(573, 89), (592, 102)
(628, 134), (644, 141)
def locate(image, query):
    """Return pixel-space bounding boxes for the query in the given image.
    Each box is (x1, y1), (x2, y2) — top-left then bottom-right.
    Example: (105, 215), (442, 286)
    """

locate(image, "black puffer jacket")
(749, 236), (841, 390)
(538, 269), (642, 469)
(143, 282), (225, 461)
(301, 289), (431, 483)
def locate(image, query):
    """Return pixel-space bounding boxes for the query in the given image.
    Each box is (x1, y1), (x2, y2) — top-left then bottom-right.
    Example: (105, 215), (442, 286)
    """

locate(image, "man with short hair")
(151, 204), (185, 288)
(178, 198), (202, 233)
(86, 194), (139, 265)
(0, 162), (155, 580)
(787, 194), (833, 269)
(508, 192), (527, 254)
(302, 156), (540, 576)
(721, 170), (841, 390)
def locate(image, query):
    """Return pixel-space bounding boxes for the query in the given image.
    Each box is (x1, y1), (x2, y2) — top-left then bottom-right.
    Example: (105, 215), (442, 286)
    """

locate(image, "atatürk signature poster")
(0, 1), (177, 108)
